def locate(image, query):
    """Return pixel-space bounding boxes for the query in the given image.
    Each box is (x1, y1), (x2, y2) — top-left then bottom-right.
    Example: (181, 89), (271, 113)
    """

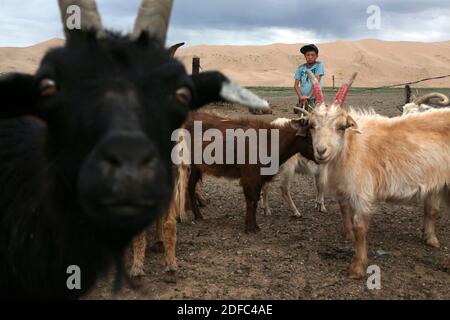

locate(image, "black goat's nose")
(98, 132), (156, 176)
(317, 147), (328, 156)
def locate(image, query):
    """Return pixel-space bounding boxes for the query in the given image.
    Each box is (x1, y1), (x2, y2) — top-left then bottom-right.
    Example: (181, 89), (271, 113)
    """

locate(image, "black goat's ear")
(0, 73), (37, 119)
(290, 118), (310, 137)
(189, 71), (269, 111)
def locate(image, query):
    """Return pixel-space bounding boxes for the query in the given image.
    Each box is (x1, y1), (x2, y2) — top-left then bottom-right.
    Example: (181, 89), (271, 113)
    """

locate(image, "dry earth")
(87, 88), (450, 300)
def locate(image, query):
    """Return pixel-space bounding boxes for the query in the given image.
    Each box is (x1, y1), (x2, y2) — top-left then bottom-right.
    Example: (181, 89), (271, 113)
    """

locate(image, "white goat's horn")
(414, 93), (450, 106)
(294, 107), (311, 116)
(305, 70), (324, 107)
(332, 72), (358, 108)
(133, 0), (174, 44)
(58, 0), (103, 38)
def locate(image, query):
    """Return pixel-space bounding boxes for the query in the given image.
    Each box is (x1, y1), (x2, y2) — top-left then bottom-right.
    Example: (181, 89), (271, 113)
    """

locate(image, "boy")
(294, 44), (325, 113)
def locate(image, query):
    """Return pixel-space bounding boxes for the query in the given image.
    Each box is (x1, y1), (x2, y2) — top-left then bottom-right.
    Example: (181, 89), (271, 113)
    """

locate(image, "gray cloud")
(170, 0), (450, 42)
(0, 0), (449, 47)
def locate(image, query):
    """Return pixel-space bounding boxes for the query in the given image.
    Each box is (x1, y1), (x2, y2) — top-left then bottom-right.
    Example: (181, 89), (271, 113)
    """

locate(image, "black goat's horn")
(58, 0), (104, 38)
(133, 0), (174, 44)
(168, 42), (185, 57)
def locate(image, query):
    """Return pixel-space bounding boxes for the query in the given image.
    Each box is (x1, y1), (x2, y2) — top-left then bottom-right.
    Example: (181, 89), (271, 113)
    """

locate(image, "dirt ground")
(87, 88), (450, 300)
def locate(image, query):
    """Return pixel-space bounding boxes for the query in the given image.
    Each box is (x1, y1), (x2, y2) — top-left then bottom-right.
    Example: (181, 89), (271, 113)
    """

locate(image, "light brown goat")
(293, 71), (450, 278)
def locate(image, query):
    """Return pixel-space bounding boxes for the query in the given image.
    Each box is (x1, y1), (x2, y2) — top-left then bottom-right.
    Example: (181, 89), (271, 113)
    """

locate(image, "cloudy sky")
(0, 0), (449, 47)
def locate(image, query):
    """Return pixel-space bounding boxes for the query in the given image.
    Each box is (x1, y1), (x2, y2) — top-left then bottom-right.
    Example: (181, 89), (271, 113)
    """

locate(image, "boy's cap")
(300, 44), (319, 54)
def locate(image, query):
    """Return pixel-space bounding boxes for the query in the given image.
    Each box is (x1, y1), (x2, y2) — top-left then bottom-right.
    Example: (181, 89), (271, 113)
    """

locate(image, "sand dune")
(177, 39), (450, 88)
(0, 38), (63, 75)
(1, 38), (450, 88)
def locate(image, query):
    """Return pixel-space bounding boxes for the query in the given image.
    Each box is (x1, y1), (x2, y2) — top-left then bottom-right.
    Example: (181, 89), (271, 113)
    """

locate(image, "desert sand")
(1, 38), (450, 88)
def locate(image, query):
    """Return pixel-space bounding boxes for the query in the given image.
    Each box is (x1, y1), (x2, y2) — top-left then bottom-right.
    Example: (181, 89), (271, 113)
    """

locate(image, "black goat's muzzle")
(78, 131), (170, 233)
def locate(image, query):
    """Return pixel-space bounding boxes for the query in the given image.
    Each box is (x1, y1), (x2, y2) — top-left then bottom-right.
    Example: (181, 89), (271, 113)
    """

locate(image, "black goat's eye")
(176, 87), (192, 105)
(39, 78), (57, 97)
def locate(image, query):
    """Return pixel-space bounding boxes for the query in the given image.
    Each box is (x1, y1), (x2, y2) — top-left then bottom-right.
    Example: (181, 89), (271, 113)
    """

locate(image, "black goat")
(0, 0), (268, 299)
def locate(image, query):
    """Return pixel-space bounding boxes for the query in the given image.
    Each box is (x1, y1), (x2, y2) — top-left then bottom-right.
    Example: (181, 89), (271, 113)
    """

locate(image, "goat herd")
(0, 0), (448, 299)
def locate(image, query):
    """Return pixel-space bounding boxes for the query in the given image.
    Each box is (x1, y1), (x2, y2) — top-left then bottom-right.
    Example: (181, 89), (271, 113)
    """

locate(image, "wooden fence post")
(192, 57), (200, 75)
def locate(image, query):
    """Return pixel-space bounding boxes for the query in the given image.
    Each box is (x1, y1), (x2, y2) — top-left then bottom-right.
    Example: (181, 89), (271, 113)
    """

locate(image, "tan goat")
(129, 43), (188, 278)
(129, 163), (188, 277)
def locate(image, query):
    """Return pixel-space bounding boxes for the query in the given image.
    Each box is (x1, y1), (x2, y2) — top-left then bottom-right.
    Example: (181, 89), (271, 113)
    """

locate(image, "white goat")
(292, 71), (450, 279)
(402, 92), (449, 115)
(260, 118), (327, 217)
